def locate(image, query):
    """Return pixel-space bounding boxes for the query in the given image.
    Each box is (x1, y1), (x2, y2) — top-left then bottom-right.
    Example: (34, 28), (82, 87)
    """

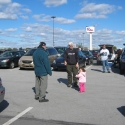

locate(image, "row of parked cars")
(0, 47), (95, 70)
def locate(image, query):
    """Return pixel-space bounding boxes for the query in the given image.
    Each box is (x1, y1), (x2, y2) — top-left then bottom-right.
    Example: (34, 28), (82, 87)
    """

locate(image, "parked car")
(54, 46), (67, 54)
(53, 50), (86, 71)
(0, 78), (5, 103)
(81, 50), (94, 65)
(0, 50), (25, 68)
(119, 47), (125, 74)
(90, 50), (99, 59)
(18, 47), (59, 69)
(97, 44), (116, 65)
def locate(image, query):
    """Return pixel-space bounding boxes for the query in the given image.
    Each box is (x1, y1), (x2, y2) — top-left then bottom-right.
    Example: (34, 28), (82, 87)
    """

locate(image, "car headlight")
(53, 60), (56, 64)
(18, 59), (22, 62)
(86, 58), (88, 60)
(1, 59), (9, 62)
(31, 62), (33, 64)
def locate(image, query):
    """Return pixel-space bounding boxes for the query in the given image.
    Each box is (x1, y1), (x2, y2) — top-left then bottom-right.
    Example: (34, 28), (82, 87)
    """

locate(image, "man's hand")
(64, 61), (67, 65)
(76, 63), (79, 68)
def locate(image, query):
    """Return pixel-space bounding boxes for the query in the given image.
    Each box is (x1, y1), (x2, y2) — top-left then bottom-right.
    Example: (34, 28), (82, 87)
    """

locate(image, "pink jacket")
(76, 72), (86, 83)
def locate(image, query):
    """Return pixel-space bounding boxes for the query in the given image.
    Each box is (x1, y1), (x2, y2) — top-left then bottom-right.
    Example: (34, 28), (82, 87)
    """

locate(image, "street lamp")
(51, 16), (56, 47)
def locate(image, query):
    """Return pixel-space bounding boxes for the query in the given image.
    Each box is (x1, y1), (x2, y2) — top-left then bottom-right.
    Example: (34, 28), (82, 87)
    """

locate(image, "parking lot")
(0, 61), (125, 125)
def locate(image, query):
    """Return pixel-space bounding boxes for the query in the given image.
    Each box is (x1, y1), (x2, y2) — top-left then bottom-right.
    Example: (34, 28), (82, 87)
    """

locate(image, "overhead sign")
(86, 26), (95, 33)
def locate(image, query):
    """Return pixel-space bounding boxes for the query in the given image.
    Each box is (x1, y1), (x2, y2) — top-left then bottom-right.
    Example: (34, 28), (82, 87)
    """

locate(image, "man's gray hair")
(68, 42), (73, 46)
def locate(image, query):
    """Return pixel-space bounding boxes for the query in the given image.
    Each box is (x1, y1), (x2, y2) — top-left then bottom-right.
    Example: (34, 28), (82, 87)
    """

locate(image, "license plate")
(61, 63), (64, 64)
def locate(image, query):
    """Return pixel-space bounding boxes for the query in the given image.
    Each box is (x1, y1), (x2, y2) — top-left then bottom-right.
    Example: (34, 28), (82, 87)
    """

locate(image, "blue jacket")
(33, 48), (52, 76)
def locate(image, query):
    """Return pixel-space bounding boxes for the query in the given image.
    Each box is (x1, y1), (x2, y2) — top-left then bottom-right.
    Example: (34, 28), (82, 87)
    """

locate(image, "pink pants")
(79, 82), (85, 92)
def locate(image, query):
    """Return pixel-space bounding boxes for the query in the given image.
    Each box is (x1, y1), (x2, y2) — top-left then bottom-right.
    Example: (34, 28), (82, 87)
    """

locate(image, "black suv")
(0, 50), (25, 68)
(119, 47), (125, 74)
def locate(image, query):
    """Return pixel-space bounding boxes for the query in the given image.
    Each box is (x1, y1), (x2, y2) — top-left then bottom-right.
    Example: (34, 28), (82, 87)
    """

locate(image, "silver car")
(0, 78), (5, 103)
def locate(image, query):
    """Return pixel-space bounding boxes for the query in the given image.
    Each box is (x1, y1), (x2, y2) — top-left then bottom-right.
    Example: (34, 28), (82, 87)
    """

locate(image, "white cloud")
(20, 15), (29, 20)
(22, 8), (32, 13)
(0, 29), (3, 33)
(0, 0), (11, 4)
(55, 17), (76, 24)
(5, 28), (17, 32)
(33, 14), (75, 24)
(75, 3), (122, 19)
(44, 0), (67, 7)
(25, 27), (32, 32)
(0, 2), (31, 20)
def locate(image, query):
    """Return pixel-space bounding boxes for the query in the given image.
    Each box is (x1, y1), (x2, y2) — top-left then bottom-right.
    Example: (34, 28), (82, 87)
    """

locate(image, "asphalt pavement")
(0, 61), (125, 125)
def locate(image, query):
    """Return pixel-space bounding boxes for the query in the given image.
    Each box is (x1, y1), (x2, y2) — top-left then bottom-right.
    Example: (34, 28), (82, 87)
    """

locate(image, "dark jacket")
(64, 48), (78, 65)
(33, 48), (52, 76)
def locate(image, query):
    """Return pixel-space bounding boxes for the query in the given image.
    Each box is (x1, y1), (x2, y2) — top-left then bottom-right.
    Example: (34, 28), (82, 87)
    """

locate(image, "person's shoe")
(74, 84), (79, 88)
(108, 71), (110, 73)
(67, 84), (71, 87)
(35, 97), (39, 100)
(39, 98), (49, 102)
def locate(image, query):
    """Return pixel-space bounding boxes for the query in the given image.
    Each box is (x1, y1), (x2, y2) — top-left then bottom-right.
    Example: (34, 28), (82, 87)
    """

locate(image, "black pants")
(66, 64), (78, 85)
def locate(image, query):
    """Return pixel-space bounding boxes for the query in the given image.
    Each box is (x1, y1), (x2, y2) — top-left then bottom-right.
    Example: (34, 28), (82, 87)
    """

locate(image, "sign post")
(86, 26), (95, 50)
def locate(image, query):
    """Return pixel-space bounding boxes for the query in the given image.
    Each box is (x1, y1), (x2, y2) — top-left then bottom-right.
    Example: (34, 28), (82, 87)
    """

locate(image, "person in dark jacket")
(64, 42), (79, 87)
(33, 42), (52, 102)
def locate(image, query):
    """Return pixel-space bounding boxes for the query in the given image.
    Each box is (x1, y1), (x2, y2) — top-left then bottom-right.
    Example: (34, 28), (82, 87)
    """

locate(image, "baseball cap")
(40, 42), (46, 46)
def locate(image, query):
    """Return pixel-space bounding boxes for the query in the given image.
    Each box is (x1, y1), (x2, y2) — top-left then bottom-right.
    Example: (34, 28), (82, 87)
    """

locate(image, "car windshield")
(24, 49), (36, 56)
(82, 51), (89, 56)
(91, 50), (99, 53)
(0, 51), (14, 57)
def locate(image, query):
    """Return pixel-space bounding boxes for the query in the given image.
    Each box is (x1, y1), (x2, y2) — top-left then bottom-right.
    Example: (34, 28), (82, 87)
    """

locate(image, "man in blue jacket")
(33, 42), (52, 102)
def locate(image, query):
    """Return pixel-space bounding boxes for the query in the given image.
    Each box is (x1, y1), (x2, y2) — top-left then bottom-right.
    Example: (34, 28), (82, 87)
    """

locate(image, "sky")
(0, 0), (125, 49)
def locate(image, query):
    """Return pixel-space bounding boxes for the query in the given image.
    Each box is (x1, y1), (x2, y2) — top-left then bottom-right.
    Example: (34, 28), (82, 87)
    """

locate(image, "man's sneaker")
(39, 98), (49, 102)
(35, 97), (39, 100)
(108, 71), (110, 73)
(67, 84), (71, 87)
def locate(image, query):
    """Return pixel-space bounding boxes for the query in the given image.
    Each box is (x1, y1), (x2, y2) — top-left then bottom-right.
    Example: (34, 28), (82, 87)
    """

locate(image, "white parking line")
(3, 107), (33, 125)
(85, 65), (92, 70)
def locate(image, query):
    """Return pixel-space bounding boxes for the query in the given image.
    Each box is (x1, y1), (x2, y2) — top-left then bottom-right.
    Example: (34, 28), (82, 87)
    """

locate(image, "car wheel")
(120, 68), (124, 74)
(10, 62), (15, 69)
(20, 67), (24, 70)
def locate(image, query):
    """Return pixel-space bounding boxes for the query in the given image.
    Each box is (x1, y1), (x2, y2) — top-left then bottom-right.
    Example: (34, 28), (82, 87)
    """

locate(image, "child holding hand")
(76, 66), (86, 93)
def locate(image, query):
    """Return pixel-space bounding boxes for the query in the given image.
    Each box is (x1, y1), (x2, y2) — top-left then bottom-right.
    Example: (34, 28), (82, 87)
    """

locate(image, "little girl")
(75, 66), (86, 93)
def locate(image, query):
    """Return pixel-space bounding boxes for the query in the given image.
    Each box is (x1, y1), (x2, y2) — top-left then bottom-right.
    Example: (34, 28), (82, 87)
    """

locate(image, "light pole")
(51, 16), (56, 47)
(83, 33), (85, 49)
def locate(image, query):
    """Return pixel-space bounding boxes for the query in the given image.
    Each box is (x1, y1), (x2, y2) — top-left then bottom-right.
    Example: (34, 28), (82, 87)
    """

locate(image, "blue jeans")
(102, 59), (110, 72)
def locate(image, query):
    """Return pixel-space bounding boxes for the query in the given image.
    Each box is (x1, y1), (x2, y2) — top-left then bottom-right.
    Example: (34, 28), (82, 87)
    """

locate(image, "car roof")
(98, 44), (114, 47)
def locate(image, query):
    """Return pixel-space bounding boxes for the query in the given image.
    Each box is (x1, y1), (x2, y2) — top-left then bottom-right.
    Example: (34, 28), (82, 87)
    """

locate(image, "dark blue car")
(53, 50), (86, 71)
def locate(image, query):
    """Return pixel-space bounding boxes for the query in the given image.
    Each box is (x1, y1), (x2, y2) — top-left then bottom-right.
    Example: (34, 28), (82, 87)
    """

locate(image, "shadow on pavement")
(0, 100), (9, 113)
(117, 106), (125, 117)
(57, 78), (67, 85)
(32, 87), (48, 94)
(91, 69), (102, 72)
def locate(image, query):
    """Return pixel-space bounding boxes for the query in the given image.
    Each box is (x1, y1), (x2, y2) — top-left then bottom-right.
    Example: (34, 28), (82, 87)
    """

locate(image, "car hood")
(56, 56), (64, 62)
(20, 56), (33, 61)
(0, 57), (11, 60)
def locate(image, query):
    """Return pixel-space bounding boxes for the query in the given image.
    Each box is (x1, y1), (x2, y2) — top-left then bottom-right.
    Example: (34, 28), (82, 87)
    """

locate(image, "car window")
(47, 48), (58, 55)
(0, 51), (14, 57)
(14, 52), (21, 57)
(24, 49), (36, 56)
(20, 51), (25, 56)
